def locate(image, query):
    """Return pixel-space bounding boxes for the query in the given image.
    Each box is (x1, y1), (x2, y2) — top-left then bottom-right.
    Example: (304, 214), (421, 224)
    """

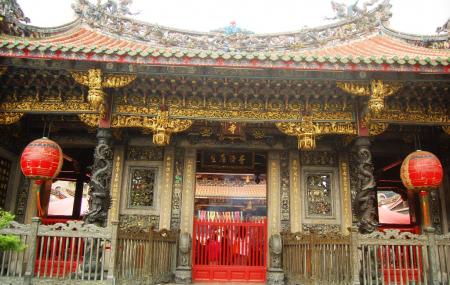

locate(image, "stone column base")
(175, 266), (191, 284)
(267, 268), (284, 285)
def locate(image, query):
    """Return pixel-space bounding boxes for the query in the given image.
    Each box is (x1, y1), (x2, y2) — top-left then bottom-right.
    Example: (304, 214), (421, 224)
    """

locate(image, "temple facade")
(0, 0), (449, 284)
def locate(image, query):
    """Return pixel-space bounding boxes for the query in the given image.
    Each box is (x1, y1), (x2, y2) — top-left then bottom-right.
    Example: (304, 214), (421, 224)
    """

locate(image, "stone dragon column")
(84, 128), (113, 227)
(352, 137), (378, 233)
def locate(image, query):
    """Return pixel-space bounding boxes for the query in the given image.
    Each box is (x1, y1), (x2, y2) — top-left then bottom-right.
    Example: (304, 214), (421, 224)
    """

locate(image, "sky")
(17, 0), (449, 35)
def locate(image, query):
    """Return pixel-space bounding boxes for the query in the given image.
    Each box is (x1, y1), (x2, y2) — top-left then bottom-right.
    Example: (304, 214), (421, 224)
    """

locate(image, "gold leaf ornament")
(337, 80), (401, 114)
(71, 69), (136, 118)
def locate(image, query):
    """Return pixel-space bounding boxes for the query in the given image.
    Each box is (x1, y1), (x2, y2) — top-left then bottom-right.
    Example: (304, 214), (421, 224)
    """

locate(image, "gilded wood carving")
(276, 119), (357, 151)
(111, 110), (192, 146)
(71, 69), (136, 119)
(337, 80), (402, 114)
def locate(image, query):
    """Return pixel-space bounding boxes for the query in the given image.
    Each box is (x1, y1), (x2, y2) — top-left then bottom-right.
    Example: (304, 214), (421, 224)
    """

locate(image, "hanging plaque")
(200, 150), (255, 170)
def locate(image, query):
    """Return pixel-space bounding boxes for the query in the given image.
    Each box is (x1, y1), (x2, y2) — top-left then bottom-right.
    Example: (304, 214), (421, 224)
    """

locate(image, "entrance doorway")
(192, 151), (267, 282)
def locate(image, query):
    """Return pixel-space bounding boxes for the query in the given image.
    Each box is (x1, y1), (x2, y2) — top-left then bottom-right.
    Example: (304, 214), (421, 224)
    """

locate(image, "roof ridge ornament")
(325, 0), (383, 21)
(72, 0), (138, 19)
(70, 0), (391, 52)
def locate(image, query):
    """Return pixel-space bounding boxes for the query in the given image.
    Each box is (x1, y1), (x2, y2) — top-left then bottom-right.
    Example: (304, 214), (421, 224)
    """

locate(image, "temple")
(0, 0), (449, 284)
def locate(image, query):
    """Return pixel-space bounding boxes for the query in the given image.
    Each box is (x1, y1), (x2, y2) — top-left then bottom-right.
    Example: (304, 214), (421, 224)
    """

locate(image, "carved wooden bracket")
(443, 126), (450, 135)
(112, 110), (193, 146)
(77, 114), (100, 128)
(0, 112), (23, 125)
(71, 69), (136, 119)
(276, 116), (357, 151)
(337, 80), (402, 114)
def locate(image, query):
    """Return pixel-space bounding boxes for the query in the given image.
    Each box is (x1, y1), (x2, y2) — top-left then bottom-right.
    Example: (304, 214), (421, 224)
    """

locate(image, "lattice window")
(127, 167), (157, 208)
(0, 157), (11, 208)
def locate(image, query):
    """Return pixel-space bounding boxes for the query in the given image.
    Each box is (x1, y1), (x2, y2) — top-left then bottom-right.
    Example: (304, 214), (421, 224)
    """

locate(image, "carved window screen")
(127, 167), (157, 208)
(306, 173), (333, 218)
(0, 157), (11, 208)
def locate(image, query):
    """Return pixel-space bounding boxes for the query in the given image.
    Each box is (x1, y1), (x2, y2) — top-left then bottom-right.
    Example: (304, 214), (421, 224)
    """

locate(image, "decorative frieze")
(301, 151), (337, 166)
(119, 214), (159, 230)
(302, 223), (341, 234)
(127, 146), (163, 161)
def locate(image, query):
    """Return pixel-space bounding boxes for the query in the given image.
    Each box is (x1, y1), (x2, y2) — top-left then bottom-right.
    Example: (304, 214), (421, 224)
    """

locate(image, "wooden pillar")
(159, 146), (175, 230)
(179, 148), (196, 235)
(289, 150), (301, 233)
(339, 152), (352, 235)
(108, 145), (125, 225)
(268, 151), (281, 236)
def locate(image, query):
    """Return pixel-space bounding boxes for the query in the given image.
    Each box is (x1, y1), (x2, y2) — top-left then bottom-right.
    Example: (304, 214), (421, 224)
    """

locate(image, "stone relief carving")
(118, 214), (159, 230)
(127, 146), (163, 161)
(301, 151), (338, 166)
(84, 129), (113, 227)
(353, 138), (378, 234)
(71, 0), (391, 52)
(170, 148), (184, 230)
(14, 176), (29, 223)
(302, 223), (341, 234)
(127, 167), (156, 208)
(280, 151), (290, 232)
(306, 174), (333, 217)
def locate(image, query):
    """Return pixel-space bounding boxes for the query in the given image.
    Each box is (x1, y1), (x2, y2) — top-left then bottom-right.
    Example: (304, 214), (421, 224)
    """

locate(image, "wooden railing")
(116, 227), (178, 284)
(0, 218), (177, 285)
(282, 231), (352, 284)
(283, 228), (450, 285)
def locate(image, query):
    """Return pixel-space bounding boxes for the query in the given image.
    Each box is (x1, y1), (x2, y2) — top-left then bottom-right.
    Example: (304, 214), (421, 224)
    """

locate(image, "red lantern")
(400, 150), (443, 192)
(20, 137), (63, 185)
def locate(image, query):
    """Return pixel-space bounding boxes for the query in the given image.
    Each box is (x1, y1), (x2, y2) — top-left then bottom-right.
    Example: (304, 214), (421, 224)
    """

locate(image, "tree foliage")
(0, 210), (25, 251)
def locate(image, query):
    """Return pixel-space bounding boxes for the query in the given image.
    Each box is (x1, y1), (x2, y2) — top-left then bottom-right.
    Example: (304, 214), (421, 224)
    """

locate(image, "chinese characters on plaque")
(201, 150), (254, 170)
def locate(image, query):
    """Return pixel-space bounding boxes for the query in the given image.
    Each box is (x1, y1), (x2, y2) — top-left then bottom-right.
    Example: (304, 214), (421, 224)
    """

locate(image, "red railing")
(192, 217), (267, 282)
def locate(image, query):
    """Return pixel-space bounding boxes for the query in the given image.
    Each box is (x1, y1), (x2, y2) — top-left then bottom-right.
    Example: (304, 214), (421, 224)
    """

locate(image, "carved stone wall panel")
(119, 214), (160, 230)
(13, 177), (29, 223)
(301, 166), (341, 228)
(302, 223), (341, 234)
(120, 161), (163, 217)
(301, 151), (338, 166)
(170, 148), (185, 230)
(127, 146), (164, 161)
(430, 190), (442, 234)
(280, 151), (290, 232)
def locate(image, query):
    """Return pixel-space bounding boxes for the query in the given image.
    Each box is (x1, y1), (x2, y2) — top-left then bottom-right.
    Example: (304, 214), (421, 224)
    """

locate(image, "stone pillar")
(84, 128), (113, 227)
(24, 182), (38, 224)
(339, 152), (352, 235)
(159, 146), (175, 229)
(268, 151), (281, 236)
(108, 145), (124, 226)
(267, 233), (284, 285)
(175, 148), (196, 284)
(353, 137), (378, 234)
(289, 150), (301, 233)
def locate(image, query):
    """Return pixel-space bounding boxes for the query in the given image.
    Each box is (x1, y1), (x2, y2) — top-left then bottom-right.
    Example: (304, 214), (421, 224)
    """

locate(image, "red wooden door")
(192, 218), (267, 282)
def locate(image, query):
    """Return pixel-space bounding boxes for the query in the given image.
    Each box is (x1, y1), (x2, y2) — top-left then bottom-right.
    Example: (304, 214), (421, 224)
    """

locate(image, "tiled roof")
(1, 26), (448, 68)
